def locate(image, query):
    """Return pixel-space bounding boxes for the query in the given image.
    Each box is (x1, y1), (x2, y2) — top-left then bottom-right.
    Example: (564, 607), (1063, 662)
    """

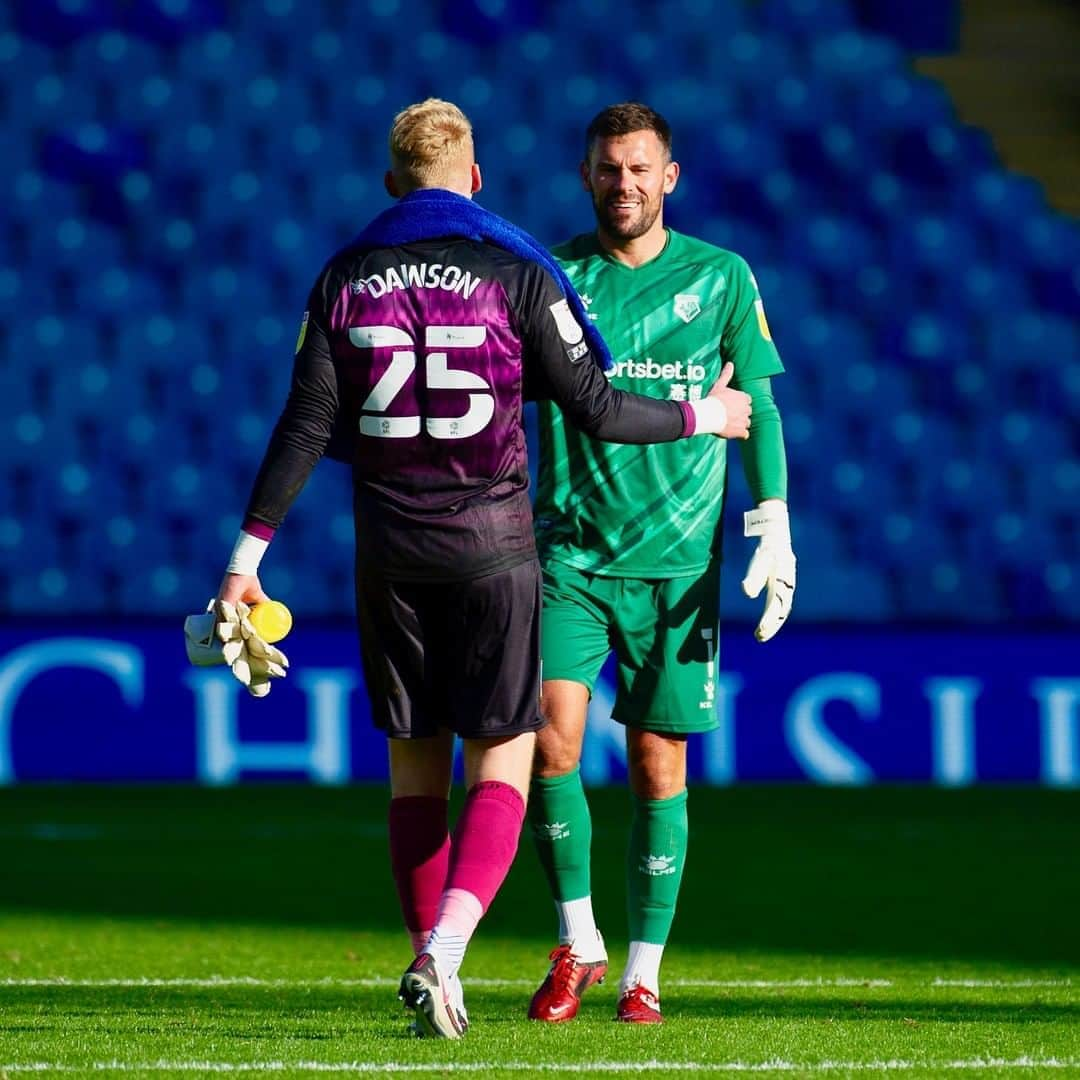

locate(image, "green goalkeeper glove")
(742, 500), (796, 643)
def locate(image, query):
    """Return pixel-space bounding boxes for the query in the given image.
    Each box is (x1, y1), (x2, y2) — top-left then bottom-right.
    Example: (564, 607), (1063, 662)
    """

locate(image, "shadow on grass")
(1, 785), (1078, 968)
(4, 985), (1079, 1025)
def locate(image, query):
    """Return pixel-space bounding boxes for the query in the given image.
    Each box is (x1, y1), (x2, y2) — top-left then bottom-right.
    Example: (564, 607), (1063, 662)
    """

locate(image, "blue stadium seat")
(10, 563), (108, 615)
(6, 172), (81, 245)
(794, 563), (892, 621)
(75, 266), (165, 316)
(870, 410), (966, 469)
(705, 29), (798, 94)
(1044, 562), (1080, 620)
(751, 265), (823, 330)
(219, 74), (314, 133)
(0, 131), (34, 181)
(783, 123), (868, 193)
(7, 67), (99, 128)
(853, 511), (954, 569)
(701, 218), (776, 267)
(785, 214), (875, 281)
(985, 311), (1079, 372)
(788, 312), (874, 372)
(152, 119), (247, 179)
(856, 72), (954, 135)
(0, 264), (27, 321)
(175, 29), (256, 86)
(788, 509), (850, 564)
(49, 358), (147, 428)
(1017, 212), (1080, 274)
(896, 561), (1005, 621)
(962, 169), (1046, 233)
(70, 30), (163, 84)
(196, 169), (292, 228)
(964, 511), (1061, 572)
(956, 262), (1033, 317)
(809, 30), (904, 87)
(892, 213), (977, 275)
(761, 0), (854, 38)
(883, 310), (973, 374)
(114, 72), (201, 131)
(912, 457), (1010, 513)
(980, 411), (1073, 467)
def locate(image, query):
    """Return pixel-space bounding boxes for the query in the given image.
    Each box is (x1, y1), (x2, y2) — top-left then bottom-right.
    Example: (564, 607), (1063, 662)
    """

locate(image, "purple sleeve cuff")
(677, 400), (696, 437)
(241, 518), (277, 542)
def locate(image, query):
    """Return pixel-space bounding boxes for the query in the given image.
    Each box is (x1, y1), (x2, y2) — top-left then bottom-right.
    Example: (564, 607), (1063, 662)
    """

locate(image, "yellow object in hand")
(248, 600), (293, 644)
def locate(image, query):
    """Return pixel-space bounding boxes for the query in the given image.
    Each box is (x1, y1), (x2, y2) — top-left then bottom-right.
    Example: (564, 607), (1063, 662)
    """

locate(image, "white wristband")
(226, 531), (269, 575)
(688, 396), (727, 436)
(743, 499), (790, 541)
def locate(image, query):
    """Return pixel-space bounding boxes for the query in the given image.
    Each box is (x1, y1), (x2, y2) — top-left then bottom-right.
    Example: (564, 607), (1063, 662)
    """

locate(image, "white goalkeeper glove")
(184, 599), (289, 696)
(742, 500), (796, 643)
(215, 599), (289, 697)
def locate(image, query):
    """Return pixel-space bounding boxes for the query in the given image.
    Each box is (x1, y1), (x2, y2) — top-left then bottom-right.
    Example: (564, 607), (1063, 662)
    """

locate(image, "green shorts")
(540, 559), (721, 734)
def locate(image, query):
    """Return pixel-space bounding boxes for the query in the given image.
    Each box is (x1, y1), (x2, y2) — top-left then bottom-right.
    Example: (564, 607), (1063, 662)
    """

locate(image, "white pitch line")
(671, 978), (893, 988)
(0, 1057), (1076, 1073)
(0, 976), (893, 990)
(932, 978), (1073, 988)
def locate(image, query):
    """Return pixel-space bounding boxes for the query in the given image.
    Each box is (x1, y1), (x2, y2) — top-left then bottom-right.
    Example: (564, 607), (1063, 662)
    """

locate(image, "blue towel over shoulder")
(353, 188), (613, 372)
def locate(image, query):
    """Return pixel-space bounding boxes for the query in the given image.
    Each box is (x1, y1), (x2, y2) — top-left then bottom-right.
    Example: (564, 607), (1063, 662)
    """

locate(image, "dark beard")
(593, 193), (662, 241)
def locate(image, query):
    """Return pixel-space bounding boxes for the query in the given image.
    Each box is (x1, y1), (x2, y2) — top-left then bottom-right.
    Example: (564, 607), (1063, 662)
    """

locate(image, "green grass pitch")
(1, 785), (1077, 1076)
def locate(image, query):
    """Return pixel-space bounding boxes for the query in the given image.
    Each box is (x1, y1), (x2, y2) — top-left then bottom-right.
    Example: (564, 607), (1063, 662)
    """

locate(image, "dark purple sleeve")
(242, 286), (338, 530)
(519, 267), (692, 444)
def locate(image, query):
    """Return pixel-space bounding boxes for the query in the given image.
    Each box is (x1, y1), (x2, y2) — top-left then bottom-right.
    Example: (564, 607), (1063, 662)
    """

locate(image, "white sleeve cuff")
(688, 396), (727, 436)
(226, 531), (269, 575)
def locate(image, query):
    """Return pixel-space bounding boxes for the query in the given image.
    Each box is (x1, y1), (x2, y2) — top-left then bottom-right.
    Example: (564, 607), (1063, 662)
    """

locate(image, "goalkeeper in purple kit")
(527, 103), (796, 1024)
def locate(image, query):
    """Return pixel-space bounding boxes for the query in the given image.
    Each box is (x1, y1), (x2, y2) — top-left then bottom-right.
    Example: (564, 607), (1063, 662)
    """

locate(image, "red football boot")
(615, 982), (662, 1024)
(527, 944), (608, 1022)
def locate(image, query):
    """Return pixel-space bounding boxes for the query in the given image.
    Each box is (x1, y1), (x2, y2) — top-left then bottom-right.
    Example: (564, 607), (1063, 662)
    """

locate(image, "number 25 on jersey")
(349, 324), (494, 441)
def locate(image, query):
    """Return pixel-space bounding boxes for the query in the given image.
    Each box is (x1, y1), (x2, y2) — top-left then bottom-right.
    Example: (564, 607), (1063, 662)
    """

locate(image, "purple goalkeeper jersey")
(243, 235), (692, 582)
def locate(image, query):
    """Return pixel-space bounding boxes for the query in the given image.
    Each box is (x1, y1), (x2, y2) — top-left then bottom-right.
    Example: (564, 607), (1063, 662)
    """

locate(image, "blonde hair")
(388, 98), (475, 191)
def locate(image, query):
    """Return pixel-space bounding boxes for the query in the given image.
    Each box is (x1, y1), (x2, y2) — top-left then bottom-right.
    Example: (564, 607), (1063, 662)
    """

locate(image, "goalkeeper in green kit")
(528, 103), (796, 1025)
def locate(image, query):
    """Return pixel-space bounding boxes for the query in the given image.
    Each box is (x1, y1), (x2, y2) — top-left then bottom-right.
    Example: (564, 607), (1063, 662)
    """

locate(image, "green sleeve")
(736, 376), (787, 503)
(721, 256), (785, 381)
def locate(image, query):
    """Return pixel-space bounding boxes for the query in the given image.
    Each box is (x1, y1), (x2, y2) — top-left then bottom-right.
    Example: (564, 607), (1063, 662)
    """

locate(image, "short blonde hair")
(388, 98), (475, 190)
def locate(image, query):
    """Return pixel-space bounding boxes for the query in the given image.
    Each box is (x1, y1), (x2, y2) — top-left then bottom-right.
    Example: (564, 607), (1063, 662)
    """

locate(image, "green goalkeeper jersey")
(534, 228), (784, 578)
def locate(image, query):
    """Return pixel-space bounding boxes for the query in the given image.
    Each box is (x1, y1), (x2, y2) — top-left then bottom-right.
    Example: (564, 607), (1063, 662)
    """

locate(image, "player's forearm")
(547, 350), (689, 443)
(738, 377), (787, 502)
(241, 330), (339, 534)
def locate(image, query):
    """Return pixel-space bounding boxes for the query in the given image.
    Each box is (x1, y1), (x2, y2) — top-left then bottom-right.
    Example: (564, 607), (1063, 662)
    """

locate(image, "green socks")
(531, 774), (690, 950)
(627, 789), (689, 945)
(529, 767), (593, 903)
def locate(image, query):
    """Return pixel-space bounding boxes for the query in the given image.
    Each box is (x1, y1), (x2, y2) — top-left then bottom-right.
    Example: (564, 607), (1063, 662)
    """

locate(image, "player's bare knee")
(533, 726), (580, 778)
(627, 731), (687, 799)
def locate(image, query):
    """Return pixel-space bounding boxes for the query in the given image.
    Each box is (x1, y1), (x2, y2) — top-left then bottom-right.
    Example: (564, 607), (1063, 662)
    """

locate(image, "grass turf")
(0, 785), (1077, 1077)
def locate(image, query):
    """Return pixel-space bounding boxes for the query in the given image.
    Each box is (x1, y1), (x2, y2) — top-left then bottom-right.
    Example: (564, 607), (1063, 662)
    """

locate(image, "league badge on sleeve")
(295, 311), (309, 354)
(755, 299), (773, 342)
(549, 298), (589, 361)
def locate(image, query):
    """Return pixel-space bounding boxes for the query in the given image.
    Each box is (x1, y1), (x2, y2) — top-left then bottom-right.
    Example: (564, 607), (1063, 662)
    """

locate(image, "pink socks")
(392, 781), (525, 980)
(388, 795), (451, 942)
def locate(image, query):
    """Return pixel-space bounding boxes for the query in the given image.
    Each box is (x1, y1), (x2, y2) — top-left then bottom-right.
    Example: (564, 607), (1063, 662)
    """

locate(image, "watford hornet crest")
(673, 293), (701, 323)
